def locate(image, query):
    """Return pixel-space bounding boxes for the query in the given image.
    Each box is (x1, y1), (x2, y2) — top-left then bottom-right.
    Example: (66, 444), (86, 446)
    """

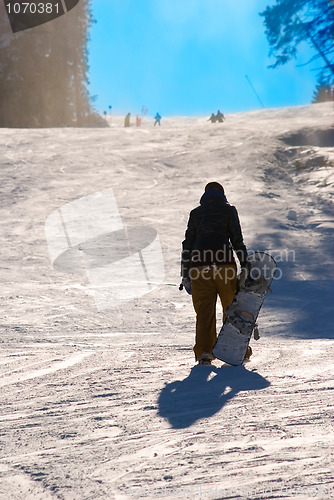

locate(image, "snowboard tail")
(212, 251), (277, 365)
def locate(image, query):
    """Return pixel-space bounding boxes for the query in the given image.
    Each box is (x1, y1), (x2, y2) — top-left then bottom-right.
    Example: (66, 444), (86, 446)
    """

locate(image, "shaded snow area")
(0, 103), (333, 500)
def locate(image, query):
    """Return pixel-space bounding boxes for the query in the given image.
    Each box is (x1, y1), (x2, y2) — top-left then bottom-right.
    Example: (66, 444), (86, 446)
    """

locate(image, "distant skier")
(216, 110), (225, 122)
(124, 113), (131, 127)
(180, 181), (249, 365)
(208, 113), (217, 123)
(154, 113), (161, 126)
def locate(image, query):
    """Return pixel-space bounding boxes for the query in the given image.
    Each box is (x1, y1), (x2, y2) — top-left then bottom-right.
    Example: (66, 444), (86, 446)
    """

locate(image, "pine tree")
(312, 79), (333, 103)
(260, 0), (334, 85)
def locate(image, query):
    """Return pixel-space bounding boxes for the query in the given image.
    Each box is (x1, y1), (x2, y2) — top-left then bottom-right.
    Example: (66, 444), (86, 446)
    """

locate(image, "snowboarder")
(154, 113), (161, 126)
(124, 113), (131, 127)
(180, 181), (249, 365)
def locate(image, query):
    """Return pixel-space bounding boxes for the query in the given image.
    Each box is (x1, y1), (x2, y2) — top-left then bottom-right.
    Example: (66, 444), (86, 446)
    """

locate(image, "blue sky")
(88, 0), (319, 116)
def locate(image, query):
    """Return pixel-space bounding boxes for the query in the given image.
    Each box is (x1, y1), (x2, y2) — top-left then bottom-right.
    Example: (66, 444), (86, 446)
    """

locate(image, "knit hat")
(205, 181), (224, 193)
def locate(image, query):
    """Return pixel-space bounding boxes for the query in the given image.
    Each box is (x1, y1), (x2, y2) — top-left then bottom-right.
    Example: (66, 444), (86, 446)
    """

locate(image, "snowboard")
(212, 251), (277, 365)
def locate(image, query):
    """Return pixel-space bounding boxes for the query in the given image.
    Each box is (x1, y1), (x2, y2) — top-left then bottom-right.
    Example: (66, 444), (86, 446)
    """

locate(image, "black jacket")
(181, 190), (247, 278)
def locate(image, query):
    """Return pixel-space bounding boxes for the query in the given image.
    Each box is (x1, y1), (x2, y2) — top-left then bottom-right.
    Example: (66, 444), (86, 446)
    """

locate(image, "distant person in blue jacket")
(154, 113), (161, 126)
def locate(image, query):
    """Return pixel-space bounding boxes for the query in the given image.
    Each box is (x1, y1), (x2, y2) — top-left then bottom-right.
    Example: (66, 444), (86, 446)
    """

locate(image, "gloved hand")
(238, 268), (247, 290)
(179, 277), (192, 295)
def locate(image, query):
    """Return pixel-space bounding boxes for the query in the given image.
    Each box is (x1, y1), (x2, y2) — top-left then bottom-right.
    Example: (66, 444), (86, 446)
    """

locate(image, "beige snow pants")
(190, 264), (237, 361)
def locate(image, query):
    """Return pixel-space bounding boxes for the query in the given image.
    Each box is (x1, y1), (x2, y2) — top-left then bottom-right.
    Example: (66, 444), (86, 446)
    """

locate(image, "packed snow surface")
(0, 103), (333, 499)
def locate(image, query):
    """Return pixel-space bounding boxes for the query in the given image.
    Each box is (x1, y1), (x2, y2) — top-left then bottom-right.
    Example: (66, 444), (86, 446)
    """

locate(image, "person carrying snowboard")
(181, 181), (249, 365)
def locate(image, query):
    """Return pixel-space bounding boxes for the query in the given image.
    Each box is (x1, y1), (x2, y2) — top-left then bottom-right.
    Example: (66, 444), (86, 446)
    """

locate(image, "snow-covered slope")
(0, 103), (333, 499)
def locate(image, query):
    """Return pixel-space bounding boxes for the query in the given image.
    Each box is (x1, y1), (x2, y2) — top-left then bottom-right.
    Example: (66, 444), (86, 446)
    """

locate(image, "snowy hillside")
(0, 103), (333, 499)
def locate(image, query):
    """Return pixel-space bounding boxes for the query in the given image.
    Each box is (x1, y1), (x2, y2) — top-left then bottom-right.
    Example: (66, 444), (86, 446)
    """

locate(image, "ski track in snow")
(0, 103), (333, 499)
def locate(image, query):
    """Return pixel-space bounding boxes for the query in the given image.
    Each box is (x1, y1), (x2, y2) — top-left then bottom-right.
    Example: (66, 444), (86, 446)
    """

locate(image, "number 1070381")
(6, 2), (60, 14)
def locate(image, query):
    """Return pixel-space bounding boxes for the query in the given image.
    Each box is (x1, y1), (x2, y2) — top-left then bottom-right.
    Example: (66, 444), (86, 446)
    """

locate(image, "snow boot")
(243, 346), (253, 362)
(198, 358), (212, 366)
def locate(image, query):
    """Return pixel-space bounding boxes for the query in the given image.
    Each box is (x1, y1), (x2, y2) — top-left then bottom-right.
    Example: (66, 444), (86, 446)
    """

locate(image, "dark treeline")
(0, 0), (105, 128)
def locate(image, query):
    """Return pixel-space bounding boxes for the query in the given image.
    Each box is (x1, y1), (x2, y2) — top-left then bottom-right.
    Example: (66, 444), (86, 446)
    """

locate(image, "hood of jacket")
(199, 189), (228, 205)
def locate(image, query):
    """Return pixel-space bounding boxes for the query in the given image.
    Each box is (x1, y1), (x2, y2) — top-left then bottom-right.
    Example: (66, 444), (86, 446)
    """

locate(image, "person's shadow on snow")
(157, 365), (270, 428)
